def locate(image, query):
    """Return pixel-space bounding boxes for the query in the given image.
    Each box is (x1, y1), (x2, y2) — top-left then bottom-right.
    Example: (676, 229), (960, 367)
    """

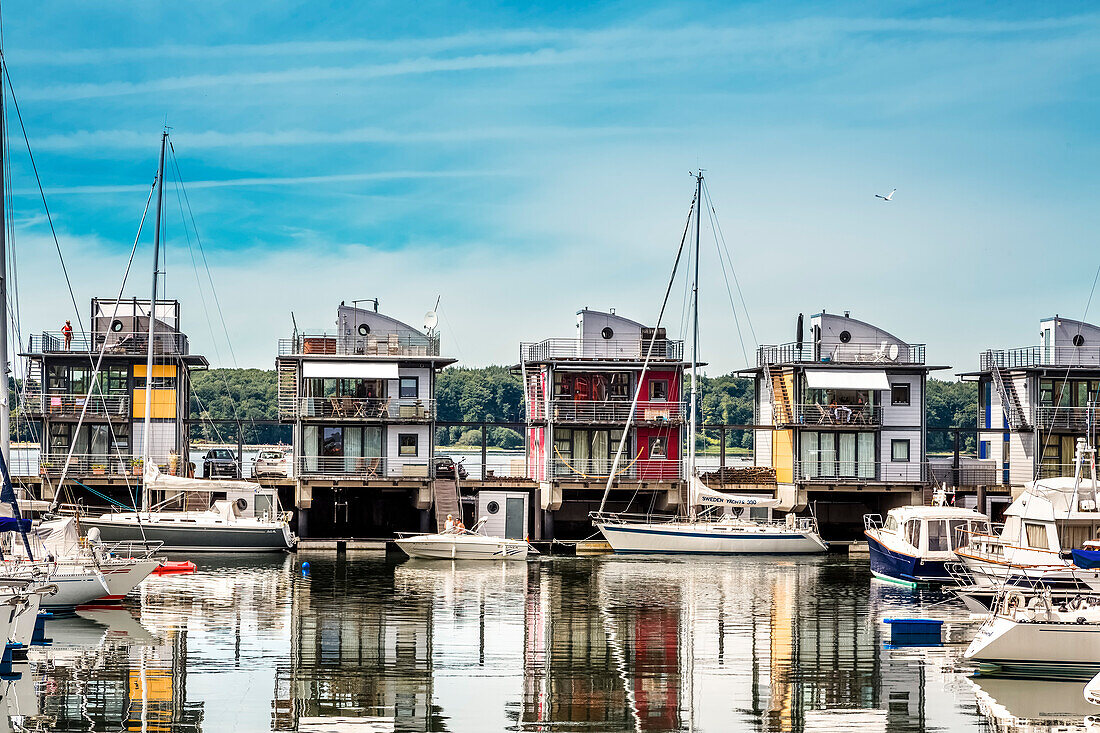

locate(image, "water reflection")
(2, 554), (1098, 731)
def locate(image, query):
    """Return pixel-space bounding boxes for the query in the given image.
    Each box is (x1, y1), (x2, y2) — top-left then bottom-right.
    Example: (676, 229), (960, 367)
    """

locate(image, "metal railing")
(23, 392), (130, 417)
(928, 463), (1002, 487)
(278, 331), (440, 358)
(549, 458), (682, 481)
(296, 456), (432, 480)
(543, 399), (684, 423)
(1037, 463), (1097, 480)
(28, 453), (143, 477)
(757, 342), (926, 366)
(792, 403), (881, 426)
(520, 338), (684, 363)
(1033, 406), (1100, 432)
(291, 397), (435, 421)
(980, 345), (1100, 370)
(28, 330), (189, 356)
(793, 460), (928, 483)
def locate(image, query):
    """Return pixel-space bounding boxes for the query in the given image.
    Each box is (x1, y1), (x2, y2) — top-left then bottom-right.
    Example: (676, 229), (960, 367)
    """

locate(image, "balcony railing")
(537, 399), (684, 424)
(27, 330), (189, 356)
(757, 342), (926, 366)
(1033, 406), (1100, 432)
(1038, 463), (1097, 481)
(11, 451), (186, 478)
(278, 331), (439, 358)
(791, 403), (881, 427)
(23, 392), (130, 418)
(928, 462), (1003, 487)
(549, 458), (682, 482)
(296, 456), (432, 480)
(980, 346), (1100, 370)
(288, 397), (435, 421)
(521, 338), (684, 363)
(793, 460), (928, 483)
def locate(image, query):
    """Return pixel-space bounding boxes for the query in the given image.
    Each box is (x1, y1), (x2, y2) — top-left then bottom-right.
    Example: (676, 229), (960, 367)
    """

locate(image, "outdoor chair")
(329, 396), (347, 417)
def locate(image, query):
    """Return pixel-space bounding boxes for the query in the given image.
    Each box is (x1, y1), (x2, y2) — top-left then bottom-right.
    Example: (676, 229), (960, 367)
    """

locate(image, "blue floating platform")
(883, 618), (943, 647)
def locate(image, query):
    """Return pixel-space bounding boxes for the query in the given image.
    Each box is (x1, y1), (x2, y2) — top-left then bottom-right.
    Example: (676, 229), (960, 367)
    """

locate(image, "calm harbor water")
(10, 553), (1098, 732)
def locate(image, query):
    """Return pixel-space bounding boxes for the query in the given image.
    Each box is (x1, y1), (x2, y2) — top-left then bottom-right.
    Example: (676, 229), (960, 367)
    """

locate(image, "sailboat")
(78, 131), (296, 553)
(591, 173), (828, 555)
(0, 37), (159, 607)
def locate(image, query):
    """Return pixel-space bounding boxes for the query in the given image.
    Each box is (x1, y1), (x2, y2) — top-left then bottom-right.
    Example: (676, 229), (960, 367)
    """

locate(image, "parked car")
(433, 456), (468, 480)
(202, 448), (240, 479)
(253, 449), (290, 479)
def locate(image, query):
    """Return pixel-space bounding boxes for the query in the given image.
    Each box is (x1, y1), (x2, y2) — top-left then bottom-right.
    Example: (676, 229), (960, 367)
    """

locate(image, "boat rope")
(70, 479), (135, 511)
(553, 444), (643, 480)
(703, 180), (752, 368)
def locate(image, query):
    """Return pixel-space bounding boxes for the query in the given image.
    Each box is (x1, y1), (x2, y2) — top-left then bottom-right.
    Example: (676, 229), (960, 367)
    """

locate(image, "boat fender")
(1079, 617), (1088, 624)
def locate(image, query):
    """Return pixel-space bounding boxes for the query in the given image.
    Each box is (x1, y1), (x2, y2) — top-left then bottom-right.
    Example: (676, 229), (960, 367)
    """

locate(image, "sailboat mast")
(0, 49), (9, 466)
(688, 171), (701, 516)
(142, 130), (167, 513)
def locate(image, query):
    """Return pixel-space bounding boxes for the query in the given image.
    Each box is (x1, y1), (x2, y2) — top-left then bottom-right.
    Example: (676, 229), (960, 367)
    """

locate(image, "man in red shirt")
(61, 320), (73, 350)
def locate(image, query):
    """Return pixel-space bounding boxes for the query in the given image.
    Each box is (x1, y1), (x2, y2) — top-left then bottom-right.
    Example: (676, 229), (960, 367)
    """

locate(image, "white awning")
(804, 369), (890, 390)
(302, 361), (399, 379)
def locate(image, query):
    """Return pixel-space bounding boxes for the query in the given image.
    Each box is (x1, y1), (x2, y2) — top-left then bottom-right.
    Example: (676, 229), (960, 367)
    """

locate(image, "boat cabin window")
(1057, 523), (1100, 551)
(884, 515), (898, 533)
(926, 520), (949, 552)
(748, 507), (771, 522)
(904, 520), (920, 548)
(1024, 522), (1050, 550)
(948, 519), (969, 549)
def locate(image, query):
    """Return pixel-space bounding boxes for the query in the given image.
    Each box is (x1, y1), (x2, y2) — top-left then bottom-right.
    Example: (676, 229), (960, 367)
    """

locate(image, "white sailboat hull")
(596, 520), (828, 555)
(965, 615), (1100, 670)
(395, 534), (532, 560)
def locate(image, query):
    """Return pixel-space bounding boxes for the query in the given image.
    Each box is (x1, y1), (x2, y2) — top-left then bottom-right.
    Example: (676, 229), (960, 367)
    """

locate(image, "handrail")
(520, 338), (685, 362)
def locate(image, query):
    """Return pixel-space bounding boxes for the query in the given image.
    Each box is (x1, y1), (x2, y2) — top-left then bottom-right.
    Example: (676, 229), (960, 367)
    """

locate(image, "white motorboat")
(395, 520), (534, 560)
(590, 173), (827, 556)
(965, 590), (1100, 674)
(863, 491), (991, 585)
(956, 438), (1100, 591)
(81, 465), (296, 552)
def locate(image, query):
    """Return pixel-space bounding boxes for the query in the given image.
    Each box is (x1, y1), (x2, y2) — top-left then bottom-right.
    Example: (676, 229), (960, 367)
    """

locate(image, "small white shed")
(476, 490), (530, 539)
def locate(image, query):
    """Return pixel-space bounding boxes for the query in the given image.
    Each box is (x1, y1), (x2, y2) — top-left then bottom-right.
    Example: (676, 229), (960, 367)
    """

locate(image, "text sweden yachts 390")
(594, 479), (828, 555)
(395, 520), (535, 560)
(863, 493), (991, 585)
(81, 465), (296, 552)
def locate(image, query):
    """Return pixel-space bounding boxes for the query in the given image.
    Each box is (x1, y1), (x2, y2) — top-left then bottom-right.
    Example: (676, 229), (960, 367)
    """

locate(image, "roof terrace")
(757, 341), (926, 367)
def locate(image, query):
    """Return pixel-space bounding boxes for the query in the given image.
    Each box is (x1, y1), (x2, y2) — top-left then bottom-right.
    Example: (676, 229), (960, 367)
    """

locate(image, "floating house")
(743, 312), (944, 530)
(275, 301), (456, 537)
(962, 316), (1100, 487)
(20, 298), (207, 485)
(521, 308), (687, 539)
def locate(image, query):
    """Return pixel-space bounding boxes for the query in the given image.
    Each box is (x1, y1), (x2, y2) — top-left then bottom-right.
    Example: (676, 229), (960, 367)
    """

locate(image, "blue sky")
(2, 1), (1098, 373)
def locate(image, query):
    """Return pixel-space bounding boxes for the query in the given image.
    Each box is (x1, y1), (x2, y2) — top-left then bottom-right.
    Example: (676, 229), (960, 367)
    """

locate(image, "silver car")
(253, 449), (291, 479)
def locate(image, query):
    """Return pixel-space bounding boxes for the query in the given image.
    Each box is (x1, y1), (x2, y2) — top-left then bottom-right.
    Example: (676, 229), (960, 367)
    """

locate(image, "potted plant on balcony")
(130, 458), (143, 476)
(91, 464), (107, 476)
(39, 461), (53, 477)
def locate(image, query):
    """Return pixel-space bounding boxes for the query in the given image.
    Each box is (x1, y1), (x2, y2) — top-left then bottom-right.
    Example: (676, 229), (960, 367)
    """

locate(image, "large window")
(307, 378), (384, 399)
(1040, 378), (1100, 407)
(891, 384), (910, 406)
(926, 520), (948, 551)
(552, 428), (628, 475)
(649, 380), (669, 401)
(399, 434), (419, 456)
(799, 431), (875, 479)
(400, 377), (418, 399)
(554, 372), (631, 401)
(1025, 522), (1049, 550)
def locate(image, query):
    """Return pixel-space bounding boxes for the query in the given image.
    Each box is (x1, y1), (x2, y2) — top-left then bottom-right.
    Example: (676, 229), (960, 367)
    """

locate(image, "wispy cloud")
(19, 170), (507, 196)
(30, 124), (666, 151)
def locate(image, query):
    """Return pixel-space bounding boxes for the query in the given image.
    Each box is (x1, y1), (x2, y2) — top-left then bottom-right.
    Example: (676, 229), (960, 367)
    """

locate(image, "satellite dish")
(424, 311), (438, 330)
(887, 343), (899, 361)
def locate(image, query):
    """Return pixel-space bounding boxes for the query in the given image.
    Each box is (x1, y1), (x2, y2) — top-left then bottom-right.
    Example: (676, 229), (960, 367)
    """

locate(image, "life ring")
(1001, 590), (1025, 616)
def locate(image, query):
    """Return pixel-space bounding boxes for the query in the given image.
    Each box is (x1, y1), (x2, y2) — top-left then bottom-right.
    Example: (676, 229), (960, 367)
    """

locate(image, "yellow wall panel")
(134, 364), (177, 378)
(772, 429), (794, 483)
(132, 389), (177, 419)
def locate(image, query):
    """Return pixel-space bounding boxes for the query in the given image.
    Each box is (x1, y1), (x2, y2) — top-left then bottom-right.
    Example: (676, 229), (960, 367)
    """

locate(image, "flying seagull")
(875, 188), (896, 201)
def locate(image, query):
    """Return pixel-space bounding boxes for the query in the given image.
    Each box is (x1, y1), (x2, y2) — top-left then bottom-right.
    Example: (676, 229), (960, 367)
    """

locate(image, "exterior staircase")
(432, 478), (462, 531)
(988, 353), (1030, 431)
(766, 365), (794, 425)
